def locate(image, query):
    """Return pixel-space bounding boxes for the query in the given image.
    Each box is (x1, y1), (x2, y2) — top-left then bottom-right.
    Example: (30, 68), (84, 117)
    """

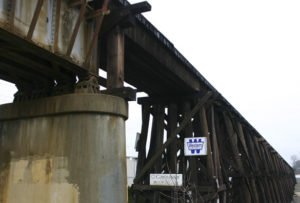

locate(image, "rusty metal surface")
(0, 0), (97, 67)
(0, 0), (295, 201)
(0, 93), (128, 203)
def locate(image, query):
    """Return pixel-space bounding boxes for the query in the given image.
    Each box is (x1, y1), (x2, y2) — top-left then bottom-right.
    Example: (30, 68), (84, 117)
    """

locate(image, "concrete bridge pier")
(0, 93), (128, 203)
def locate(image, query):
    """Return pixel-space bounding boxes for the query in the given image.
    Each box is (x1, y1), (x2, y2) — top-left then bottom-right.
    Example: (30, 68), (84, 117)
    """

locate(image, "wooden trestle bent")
(132, 90), (295, 202)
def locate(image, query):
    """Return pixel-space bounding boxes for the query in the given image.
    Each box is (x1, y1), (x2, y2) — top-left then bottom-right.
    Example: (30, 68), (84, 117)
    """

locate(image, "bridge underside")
(0, 0), (296, 202)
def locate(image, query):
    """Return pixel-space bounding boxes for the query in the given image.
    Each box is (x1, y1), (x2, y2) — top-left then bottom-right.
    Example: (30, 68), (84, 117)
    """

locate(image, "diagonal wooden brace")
(134, 91), (212, 184)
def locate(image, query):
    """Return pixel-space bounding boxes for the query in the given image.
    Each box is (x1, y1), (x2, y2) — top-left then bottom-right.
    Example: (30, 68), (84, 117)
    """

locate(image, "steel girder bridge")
(0, 0), (296, 202)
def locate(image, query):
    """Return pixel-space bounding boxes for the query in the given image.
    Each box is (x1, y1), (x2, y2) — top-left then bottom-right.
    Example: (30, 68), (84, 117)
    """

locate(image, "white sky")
(0, 0), (299, 165)
(125, 0), (300, 164)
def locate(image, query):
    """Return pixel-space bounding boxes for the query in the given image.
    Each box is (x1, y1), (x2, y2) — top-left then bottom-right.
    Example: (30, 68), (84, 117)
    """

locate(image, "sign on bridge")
(150, 174), (183, 186)
(184, 137), (207, 156)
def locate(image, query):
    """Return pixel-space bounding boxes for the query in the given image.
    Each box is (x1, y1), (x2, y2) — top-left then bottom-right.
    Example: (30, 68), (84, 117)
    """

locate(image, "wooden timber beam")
(135, 103), (151, 184)
(134, 91), (212, 184)
(166, 103), (178, 173)
(209, 106), (226, 202)
(124, 23), (202, 93)
(106, 26), (124, 89)
(181, 102), (202, 202)
(223, 113), (252, 203)
(197, 106), (214, 180)
(0, 70), (16, 84)
(0, 50), (70, 82)
(100, 1), (151, 33)
(0, 61), (46, 84)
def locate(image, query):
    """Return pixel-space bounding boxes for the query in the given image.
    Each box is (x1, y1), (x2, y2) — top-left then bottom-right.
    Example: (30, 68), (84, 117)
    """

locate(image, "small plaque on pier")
(150, 174), (183, 186)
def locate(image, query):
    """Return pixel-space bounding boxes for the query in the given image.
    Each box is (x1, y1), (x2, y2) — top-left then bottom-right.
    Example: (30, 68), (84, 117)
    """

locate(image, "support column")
(0, 93), (128, 203)
(107, 26), (124, 90)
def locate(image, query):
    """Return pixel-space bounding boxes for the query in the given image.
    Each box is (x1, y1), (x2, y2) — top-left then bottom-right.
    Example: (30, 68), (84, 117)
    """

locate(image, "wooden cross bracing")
(132, 91), (295, 203)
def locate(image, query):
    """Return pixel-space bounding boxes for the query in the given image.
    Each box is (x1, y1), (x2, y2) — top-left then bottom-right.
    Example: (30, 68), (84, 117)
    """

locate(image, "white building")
(127, 156), (138, 186)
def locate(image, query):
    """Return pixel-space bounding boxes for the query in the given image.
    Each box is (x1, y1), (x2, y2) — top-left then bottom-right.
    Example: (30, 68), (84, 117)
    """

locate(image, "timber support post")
(107, 26), (124, 90)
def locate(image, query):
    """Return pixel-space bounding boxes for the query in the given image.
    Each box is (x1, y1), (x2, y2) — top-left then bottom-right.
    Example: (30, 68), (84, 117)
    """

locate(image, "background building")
(127, 156), (138, 186)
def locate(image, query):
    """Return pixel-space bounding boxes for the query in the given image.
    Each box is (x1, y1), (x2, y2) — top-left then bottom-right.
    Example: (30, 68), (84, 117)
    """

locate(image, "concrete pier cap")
(0, 93), (128, 203)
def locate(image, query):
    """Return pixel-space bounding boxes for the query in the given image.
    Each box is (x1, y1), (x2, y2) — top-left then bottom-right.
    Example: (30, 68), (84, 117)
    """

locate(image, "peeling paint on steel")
(1, 157), (80, 203)
(0, 0), (97, 68)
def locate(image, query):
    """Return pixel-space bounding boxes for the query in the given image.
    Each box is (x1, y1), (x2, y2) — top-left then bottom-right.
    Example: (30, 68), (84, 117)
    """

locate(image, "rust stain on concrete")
(0, 151), (11, 203)
(109, 116), (117, 130)
(1, 156), (79, 203)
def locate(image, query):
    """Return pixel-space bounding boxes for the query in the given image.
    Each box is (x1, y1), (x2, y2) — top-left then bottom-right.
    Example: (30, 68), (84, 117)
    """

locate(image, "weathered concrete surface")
(0, 93), (128, 203)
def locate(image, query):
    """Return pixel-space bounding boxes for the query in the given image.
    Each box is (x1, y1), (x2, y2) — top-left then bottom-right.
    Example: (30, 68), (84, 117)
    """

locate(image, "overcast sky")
(125, 0), (300, 164)
(0, 0), (299, 165)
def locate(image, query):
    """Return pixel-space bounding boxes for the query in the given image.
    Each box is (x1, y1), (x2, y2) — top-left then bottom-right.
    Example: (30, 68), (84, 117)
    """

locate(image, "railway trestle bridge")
(0, 0), (295, 202)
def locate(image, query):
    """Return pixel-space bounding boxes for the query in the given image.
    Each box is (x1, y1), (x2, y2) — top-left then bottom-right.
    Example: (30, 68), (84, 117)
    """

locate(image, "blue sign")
(184, 137), (207, 156)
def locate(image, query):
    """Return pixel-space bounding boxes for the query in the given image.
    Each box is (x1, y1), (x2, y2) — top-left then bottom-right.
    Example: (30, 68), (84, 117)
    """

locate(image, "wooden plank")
(99, 2), (151, 33)
(166, 103), (179, 203)
(106, 26), (124, 89)
(181, 102), (200, 202)
(134, 91), (212, 184)
(213, 108), (229, 203)
(257, 142), (278, 202)
(210, 106), (226, 203)
(152, 105), (165, 203)
(235, 123), (260, 203)
(167, 103), (178, 173)
(135, 103), (151, 183)
(244, 131), (259, 172)
(210, 106), (219, 179)
(236, 122), (250, 159)
(138, 91), (209, 105)
(0, 60), (46, 83)
(244, 131), (268, 202)
(223, 113), (251, 203)
(223, 114), (245, 174)
(0, 51), (52, 79)
(276, 156), (290, 201)
(124, 23), (202, 92)
(264, 148), (282, 202)
(197, 106), (214, 180)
